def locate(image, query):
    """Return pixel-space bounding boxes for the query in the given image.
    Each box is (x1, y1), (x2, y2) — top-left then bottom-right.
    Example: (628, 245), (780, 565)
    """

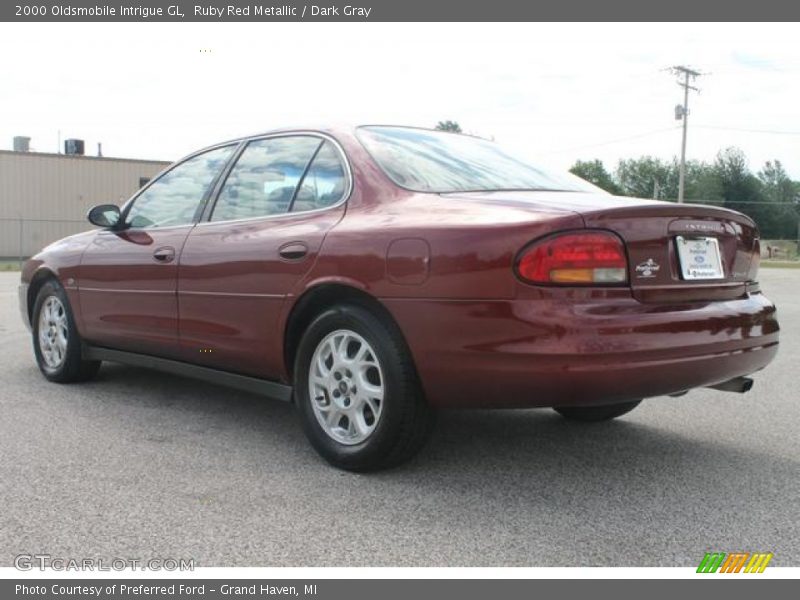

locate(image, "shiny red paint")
(177, 202), (346, 375)
(20, 125), (779, 408)
(79, 226), (192, 358)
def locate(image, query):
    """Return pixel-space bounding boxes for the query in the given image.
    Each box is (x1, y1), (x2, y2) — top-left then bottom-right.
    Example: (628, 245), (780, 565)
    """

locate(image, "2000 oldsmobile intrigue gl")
(19, 126), (779, 470)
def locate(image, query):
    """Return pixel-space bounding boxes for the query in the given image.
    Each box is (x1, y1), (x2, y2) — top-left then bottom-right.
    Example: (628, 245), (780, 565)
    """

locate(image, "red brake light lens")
(517, 231), (628, 285)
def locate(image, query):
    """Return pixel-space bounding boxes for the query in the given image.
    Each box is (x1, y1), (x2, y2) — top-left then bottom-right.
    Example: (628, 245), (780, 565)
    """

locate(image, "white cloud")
(2, 22), (799, 177)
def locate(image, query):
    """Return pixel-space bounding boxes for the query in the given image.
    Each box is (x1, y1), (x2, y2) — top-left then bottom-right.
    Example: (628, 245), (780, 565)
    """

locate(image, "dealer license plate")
(676, 236), (725, 280)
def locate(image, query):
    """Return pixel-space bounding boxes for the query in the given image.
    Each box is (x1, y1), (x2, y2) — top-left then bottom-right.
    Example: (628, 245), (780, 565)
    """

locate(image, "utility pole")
(670, 66), (702, 203)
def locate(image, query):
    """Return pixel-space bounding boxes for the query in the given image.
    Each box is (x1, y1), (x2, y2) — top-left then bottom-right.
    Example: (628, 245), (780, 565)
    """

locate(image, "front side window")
(291, 141), (348, 212)
(125, 145), (234, 228)
(210, 136), (321, 222)
(356, 126), (598, 194)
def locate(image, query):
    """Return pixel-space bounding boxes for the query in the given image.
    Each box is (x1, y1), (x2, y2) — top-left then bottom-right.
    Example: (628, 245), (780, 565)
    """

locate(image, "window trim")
(198, 131), (353, 227)
(287, 140), (325, 213)
(119, 141), (242, 231)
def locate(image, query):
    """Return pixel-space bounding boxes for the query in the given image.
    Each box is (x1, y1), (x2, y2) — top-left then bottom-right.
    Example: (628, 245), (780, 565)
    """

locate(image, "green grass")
(0, 261), (21, 272)
(761, 260), (800, 269)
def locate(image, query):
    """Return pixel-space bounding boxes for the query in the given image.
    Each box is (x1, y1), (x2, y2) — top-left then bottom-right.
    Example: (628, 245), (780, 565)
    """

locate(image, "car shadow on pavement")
(92, 362), (795, 507)
(13, 361), (799, 566)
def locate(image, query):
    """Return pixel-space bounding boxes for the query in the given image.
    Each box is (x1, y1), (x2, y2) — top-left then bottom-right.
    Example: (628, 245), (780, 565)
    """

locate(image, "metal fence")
(761, 239), (799, 261)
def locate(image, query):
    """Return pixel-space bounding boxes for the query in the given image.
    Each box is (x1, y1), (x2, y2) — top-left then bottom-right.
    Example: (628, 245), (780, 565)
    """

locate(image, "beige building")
(0, 150), (170, 258)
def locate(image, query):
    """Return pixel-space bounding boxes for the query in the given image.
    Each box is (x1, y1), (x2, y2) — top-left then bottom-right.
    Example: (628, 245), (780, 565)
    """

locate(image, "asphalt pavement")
(1, 269), (798, 567)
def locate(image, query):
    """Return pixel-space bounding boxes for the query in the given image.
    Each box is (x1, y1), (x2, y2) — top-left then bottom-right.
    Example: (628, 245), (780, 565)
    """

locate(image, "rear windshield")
(356, 126), (598, 194)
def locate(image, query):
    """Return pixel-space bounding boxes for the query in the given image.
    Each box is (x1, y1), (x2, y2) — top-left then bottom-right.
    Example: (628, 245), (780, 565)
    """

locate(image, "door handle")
(153, 246), (176, 263)
(279, 242), (309, 261)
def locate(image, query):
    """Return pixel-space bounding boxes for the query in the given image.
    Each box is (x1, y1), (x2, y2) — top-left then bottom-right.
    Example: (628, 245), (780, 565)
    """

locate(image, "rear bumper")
(384, 291), (779, 408)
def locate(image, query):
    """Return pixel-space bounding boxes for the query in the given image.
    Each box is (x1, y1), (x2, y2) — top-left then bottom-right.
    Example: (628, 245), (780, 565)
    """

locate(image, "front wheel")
(32, 280), (101, 383)
(294, 305), (434, 471)
(553, 400), (642, 422)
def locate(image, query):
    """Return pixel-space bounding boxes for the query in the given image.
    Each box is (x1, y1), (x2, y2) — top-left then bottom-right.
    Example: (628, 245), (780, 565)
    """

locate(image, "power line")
(544, 121), (800, 161)
(694, 124), (800, 136)
(700, 60), (800, 74)
(544, 126), (680, 155)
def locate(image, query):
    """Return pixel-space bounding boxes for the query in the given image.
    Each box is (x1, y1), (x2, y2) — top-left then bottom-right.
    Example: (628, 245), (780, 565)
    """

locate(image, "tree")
(615, 156), (722, 202)
(713, 148), (762, 212)
(758, 160), (800, 240)
(615, 156), (675, 199)
(435, 120), (462, 133)
(571, 148), (798, 239)
(682, 159), (724, 204)
(569, 159), (622, 195)
(758, 160), (797, 204)
(714, 147), (750, 197)
(713, 147), (780, 236)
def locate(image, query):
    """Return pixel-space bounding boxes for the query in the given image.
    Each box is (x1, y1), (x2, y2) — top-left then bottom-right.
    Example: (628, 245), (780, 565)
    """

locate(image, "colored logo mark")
(697, 552), (773, 573)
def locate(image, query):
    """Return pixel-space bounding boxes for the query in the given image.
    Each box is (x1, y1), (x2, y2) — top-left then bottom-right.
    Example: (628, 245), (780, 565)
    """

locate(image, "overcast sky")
(2, 22), (799, 178)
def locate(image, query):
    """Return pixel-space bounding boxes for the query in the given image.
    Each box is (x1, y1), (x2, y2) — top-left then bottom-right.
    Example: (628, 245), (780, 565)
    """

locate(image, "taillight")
(517, 231), (628, 285)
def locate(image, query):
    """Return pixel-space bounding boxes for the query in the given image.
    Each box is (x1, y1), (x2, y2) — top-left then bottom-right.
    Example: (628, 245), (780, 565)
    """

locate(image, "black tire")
(31, 280), (101, 383)
(294, 304), (434, 472)
(553, 400), (642, 422)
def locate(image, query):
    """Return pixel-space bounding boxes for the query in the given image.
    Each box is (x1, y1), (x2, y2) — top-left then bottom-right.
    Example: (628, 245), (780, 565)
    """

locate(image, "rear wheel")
(553, 400), (642, 422)
(294, 304), (434, 471)
(32, 280), (101, 383)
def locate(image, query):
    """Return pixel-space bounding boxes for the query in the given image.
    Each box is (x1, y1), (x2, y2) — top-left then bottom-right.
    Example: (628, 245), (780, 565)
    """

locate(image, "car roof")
(201, 123), (481, 149)
(180, 123), (488, 165)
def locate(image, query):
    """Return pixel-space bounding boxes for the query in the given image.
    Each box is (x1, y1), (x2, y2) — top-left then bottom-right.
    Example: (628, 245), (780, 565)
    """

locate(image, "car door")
(177, 134), (350, 378)
(79, 144), (237, 358)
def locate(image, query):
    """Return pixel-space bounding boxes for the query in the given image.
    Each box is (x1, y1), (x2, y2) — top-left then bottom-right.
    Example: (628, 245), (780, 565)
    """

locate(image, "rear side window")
(211, 136), (321, 222)
(356, 126), (596, 194)
(291, 141), (348, 212)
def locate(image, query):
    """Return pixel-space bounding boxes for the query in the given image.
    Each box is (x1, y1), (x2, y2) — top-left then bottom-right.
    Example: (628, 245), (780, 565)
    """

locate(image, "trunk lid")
(444, 191), (760, 302)
(572, 197), (759, 302)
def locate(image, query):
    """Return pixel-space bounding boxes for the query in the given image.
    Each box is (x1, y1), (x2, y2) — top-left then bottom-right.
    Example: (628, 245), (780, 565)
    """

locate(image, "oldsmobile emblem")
(635, 258), (660, 278)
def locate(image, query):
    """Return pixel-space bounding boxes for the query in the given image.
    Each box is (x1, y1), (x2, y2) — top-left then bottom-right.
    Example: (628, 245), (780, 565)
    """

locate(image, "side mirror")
(87, 204), (121, 229)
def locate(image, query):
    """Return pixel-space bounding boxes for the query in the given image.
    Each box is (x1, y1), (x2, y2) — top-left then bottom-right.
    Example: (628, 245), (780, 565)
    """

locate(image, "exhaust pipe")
(708, 377), (753, 394)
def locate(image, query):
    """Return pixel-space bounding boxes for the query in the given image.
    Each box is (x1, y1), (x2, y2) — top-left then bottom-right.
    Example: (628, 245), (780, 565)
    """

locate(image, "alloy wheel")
(38, 296), (69, 369)
(308, 329), (385, 445)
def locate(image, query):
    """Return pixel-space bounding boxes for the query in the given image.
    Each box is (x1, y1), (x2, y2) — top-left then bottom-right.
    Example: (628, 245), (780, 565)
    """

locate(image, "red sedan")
(19, 125), (779, 470)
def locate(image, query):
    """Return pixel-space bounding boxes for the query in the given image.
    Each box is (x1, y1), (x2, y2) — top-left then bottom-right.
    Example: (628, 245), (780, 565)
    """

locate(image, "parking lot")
(0, 269), (798, 567)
